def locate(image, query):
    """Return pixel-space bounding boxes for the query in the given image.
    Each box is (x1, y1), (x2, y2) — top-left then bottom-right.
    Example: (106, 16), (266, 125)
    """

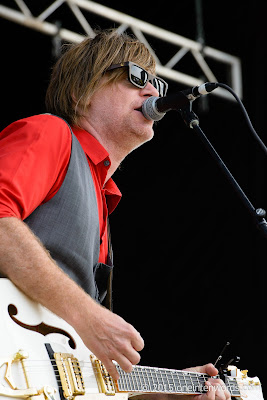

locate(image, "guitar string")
(12, 362), (99, 392)
(22, 360), (216, 383)
(23, 360), (210, 381)
(19, 361), (226, 394)
(7, 362), (239, 396)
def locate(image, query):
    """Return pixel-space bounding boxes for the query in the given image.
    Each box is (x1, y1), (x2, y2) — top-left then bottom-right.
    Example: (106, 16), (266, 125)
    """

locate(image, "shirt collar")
(72, 127), (109, 165)
(72, 127), (121, 214)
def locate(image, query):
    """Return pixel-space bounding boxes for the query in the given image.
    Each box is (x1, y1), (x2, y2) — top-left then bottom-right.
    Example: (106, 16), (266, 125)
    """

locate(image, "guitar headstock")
(225, 366), (264, 400)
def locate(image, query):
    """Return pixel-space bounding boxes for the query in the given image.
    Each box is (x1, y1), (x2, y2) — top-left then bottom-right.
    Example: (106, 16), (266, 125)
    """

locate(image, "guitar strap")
(105, 218), (113, 311)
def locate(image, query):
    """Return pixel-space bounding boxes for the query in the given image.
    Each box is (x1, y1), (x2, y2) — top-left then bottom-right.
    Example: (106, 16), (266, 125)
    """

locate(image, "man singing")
(0, 29), (229, 400)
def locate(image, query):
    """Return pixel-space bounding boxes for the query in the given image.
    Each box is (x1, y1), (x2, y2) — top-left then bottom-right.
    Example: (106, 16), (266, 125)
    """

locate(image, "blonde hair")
(45, 29), (156, 126)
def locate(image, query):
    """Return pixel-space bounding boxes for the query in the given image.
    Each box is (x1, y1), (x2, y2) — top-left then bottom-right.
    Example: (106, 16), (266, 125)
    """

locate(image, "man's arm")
(0, 216), (144, 380)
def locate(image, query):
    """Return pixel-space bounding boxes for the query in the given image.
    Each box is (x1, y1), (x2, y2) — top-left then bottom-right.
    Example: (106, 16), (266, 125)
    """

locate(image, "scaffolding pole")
(0, 0), (242, 100)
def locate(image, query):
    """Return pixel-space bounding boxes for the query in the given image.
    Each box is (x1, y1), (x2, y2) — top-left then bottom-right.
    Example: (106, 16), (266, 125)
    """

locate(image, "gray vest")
(24, 127), (113, 304)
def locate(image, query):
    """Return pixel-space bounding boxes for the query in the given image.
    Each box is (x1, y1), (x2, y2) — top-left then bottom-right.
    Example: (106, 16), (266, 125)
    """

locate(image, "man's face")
(83, 75), (160, 153)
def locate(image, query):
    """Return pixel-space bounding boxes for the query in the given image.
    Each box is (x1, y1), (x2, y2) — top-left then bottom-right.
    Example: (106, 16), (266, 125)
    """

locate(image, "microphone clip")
(179, 104), (199, 129)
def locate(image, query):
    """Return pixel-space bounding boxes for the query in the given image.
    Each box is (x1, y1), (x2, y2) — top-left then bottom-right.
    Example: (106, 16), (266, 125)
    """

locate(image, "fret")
(133, 366), (140, 390)
(186, 371), (196, 393)
(189, 372), (202, 392)
(164, 370), (175, 392)
(129, 367), (138, 391)
(225, 376), (241, 397)
(172, 370), (182, 391)
(176, 371), (200, 394)
(141, 366), (150, 391)
(150, 367), (158, 391)
(134, 365), (143, 391)
(155, 368), (165, 392)
(118, 366), (127, 391)
(143, 366), (153, 391)
(178, 370), (188, 391)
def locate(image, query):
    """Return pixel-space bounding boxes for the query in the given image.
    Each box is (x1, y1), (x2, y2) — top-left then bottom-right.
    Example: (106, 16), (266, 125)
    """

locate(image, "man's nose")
(140, 81), (159, 98)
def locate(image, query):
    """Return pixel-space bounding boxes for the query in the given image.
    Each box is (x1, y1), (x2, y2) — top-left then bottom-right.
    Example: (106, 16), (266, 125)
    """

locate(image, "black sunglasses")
(106, 61), (168, 97)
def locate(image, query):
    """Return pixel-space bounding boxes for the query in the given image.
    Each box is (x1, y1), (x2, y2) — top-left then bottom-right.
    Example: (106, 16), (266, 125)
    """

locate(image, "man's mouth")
(134, 107), (142, 113)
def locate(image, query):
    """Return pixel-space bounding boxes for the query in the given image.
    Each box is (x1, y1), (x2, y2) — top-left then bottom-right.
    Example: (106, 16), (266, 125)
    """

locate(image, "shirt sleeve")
(0, 114), (72, 220)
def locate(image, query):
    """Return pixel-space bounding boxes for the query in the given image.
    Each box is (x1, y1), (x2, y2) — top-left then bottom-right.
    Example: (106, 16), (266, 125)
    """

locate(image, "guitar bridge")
(54, 352), (85, 399)
(90, 355), (116, 395)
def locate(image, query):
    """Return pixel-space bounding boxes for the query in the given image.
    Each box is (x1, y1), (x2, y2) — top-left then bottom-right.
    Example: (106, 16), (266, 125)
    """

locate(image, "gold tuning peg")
(241, 370), (248, 379)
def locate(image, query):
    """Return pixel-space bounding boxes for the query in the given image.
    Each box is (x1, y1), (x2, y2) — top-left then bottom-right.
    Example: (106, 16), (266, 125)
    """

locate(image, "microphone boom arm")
(179, 105), (267, 240)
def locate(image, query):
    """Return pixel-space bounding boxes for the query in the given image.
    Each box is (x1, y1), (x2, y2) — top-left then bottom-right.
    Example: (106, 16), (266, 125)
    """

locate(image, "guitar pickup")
(54, 352), (85, 399)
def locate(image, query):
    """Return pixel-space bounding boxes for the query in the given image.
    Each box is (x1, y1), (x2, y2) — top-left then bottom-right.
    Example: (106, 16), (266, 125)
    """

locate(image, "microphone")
(142, 82), (218, 121)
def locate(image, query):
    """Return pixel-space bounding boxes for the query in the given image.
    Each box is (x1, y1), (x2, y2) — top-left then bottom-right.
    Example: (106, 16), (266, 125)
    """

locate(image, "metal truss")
(0, 0), (242, 100)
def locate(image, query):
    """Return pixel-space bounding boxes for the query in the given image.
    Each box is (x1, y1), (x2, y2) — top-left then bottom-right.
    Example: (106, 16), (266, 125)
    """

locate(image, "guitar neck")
(115, 364), (241, 397)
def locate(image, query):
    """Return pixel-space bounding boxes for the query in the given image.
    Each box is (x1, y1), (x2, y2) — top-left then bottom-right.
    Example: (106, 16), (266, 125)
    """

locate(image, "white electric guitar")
(0, 279), (264, 400)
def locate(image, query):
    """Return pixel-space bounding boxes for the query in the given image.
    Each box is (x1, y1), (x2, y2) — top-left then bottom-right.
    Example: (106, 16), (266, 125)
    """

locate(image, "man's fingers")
(97, 334), (142, 380)
(132, 330), (145, 352)
(115, 352), (135, 373)
(124, 345), (141, 366)
(205, 364), (219, 377)
(186, 363), (218, 377)
(102, 358), (120, 381)
(208, 379), (231, 400)
(203, 379), (231, 400)
(185, 363), (231, 400)
(111, 339), (142, 374)
(100, 347), (140, 381)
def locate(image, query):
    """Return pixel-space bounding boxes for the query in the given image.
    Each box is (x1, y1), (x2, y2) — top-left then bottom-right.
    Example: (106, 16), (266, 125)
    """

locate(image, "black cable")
(215, 82), (267, 156)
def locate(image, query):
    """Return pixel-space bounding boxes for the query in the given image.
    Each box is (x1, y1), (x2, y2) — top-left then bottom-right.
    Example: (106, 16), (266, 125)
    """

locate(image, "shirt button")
(103, 160), (110, 167)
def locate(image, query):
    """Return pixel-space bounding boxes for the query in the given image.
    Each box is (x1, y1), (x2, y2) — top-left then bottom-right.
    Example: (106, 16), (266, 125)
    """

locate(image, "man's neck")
(78, 118), (127, 185)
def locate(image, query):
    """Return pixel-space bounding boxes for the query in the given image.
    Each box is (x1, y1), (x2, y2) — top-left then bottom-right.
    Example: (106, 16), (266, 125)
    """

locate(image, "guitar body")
(0, 279), (124, 400)
(0, 278), (87, 355)
(0, 278), (264, 400)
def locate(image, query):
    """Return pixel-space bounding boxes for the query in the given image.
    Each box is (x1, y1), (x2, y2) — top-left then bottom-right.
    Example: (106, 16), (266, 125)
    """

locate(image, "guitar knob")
(241, 370), (248, 379)
(43, 385), (57, 400)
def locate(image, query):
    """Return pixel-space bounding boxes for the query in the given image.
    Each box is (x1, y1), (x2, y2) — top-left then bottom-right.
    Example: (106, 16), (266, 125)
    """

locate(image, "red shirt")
(0, 114), (121, 263)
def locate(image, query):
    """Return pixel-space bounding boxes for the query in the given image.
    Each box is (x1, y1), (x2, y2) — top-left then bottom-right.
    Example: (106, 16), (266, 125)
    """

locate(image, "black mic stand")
(179, 103), (267, 240)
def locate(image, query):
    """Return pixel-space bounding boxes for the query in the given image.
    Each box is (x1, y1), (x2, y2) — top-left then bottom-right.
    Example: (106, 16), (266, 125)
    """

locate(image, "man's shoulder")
(1, 114), (72, 143)
(15, 113), (71, 133)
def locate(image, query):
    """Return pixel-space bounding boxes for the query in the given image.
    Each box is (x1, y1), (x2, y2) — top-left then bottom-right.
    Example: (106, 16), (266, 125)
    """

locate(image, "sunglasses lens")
(152, 78), (167, 97)
(128, 63), (168, 96)
(130, 65), (148, 87)
(158, 79), (167, 97)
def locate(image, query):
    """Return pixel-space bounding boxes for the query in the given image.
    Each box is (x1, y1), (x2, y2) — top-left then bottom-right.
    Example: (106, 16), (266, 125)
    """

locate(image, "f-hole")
(8, 303), (76, 349)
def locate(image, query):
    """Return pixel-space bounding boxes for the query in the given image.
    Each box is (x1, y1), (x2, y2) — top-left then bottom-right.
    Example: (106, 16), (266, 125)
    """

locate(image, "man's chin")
(132, 127), (154, 151)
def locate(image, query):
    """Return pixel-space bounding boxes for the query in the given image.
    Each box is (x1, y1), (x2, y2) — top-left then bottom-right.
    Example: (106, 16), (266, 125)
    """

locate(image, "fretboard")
(116, 365), (241, 397)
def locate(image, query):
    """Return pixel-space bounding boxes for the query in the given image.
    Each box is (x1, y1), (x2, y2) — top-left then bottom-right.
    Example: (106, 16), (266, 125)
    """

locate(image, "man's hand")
(74, 301), (144, 380)
(185, 363), (231, 400)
